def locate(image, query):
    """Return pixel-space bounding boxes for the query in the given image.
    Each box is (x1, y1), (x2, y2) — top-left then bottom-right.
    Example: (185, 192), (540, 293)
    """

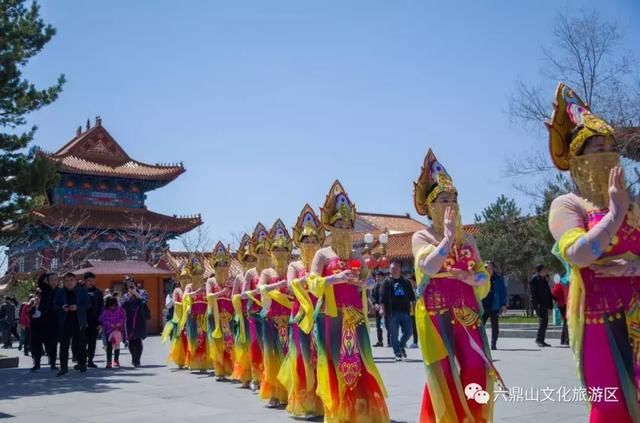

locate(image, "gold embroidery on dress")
(626, 297), (640, 363)
(453, 307), (479, 328)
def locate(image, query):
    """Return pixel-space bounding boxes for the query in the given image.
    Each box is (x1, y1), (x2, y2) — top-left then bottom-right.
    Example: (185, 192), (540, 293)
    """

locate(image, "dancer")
(208, 242), (239, 381)
(242, 223), (271, 392)
(412, 149), (500, 423)
(547, 83), (640, 423)
(278, 204), (325, 419)
(307, 180), (390, 423)
(183, 256), (212, 371)
(256, 219), (294, 408)
(162, 265), (190, 369)
(231, 234), (256, 388)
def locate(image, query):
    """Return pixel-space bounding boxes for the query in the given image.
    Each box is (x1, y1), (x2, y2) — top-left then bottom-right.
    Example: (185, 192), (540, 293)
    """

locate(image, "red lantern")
(365, 256), (378, 269)
(378, 256), (390, 269)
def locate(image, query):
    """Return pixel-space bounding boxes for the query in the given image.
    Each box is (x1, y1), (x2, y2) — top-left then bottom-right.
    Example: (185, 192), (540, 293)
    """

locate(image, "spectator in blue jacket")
(53, 272), (91, 376)
(481, 261), (507, 350)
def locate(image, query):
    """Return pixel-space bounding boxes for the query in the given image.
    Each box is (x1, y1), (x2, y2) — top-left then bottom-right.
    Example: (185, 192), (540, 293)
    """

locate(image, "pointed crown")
(413, 149), (457, 217)
(249, 222), (269, 256)
(211, 241), (231, 268)
(178, 262), (192, 283)
(320, 180), (356, 229)
(184, 255), (205, 278)
(547, 83), (615, 171)
(265, 218), (293, 253)
(236, 233), (254, 264)
(293, 204), (325, 247)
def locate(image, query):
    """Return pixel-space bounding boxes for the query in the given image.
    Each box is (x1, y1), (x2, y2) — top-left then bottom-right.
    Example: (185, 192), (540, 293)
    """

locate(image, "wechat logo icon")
(465, 383), (490, 404)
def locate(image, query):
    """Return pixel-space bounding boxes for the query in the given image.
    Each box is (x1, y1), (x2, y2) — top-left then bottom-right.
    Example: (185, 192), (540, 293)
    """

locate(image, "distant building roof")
(365, 223), (482, 261)
(357, 212), (426, 234)
(43, 117), (184, 182)
(32, 204), (202, 234)
(73, 260), (173, 276)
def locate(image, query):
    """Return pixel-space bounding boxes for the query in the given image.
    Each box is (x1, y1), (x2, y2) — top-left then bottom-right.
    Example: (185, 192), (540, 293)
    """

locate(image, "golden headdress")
(292, 204), (325, 248)
(320, 180), (357, 229)
(211, 241), (231, 268)
(236, 233), (254, 265)
(177, 262), (192, 287)
(249, 222), (269, 256)
(413, 149), (457, 217)
(547, 83), (615, 171)
(265, 219), (293, 253)
(182, 255), (204, 287)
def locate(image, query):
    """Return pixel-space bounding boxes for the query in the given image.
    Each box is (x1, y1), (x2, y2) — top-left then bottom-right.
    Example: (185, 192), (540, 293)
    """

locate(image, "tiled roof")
(364, 224), (482, 261)
(45, 120), (184, 182)
(73, 260), (174, 276)
(382, 232), (415, 260)
(50, 155), (184, 181)
(32, 204), (202, 234)
(160, 251), (244, 279)
(357, 212), (426, 233)
(463, 224), (480, 235)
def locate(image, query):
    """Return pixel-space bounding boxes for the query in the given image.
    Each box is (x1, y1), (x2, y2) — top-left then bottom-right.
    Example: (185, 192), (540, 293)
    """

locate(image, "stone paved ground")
(0, 333), (587, 422)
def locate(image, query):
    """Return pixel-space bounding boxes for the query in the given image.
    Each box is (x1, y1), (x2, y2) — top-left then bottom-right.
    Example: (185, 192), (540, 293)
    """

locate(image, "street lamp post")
(364, 231), (390, 270)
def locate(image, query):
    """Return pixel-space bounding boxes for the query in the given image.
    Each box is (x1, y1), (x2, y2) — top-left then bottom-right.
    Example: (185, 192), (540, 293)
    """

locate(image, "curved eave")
(46, 155), (185, 184)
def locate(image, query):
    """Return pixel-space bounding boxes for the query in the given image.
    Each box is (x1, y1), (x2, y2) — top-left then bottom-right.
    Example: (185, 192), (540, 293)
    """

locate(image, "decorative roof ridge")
(169, 213), (203, 222)
(51, 123), (109, 158)
(126, 158), (185, 170)
(51, 154), (185, 172)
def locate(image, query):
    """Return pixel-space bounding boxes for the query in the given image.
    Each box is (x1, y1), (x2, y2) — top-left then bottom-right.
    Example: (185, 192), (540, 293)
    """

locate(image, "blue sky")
(23, 0), (640, 248)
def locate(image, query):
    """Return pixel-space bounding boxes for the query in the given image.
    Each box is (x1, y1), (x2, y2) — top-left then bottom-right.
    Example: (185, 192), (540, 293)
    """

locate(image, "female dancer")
(256, 219), (294, 408)
(278, 204), (325, 419)
(547, 83), (640, 422)
(162, 265), (190, 368)
(307, 180), (390, 423)
(242, 223), (272, 392)
(231, 234), (256, 388)
(183, 256), (213, 371)
(411, 149), (499, 423)
(208, 242), (239, 381)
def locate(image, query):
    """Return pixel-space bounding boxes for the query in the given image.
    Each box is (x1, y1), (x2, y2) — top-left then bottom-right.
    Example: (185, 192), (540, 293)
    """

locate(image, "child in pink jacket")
(100, 296), (125, 368)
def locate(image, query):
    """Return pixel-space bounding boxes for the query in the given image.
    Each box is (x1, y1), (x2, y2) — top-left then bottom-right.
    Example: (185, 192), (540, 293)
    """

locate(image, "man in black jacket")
(529, 264), (553, 347)
(83, 272), (103, 368)
(380, 261), (416, 361)
(370, 271), (389, 347)
(54, 273), (91, 376)
(0, 296), (16, 348)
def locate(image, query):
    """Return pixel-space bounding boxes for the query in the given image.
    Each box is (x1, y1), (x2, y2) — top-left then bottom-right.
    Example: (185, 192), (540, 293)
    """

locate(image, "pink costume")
(412, 149), (501, 423)
(548, 83), (640, 422)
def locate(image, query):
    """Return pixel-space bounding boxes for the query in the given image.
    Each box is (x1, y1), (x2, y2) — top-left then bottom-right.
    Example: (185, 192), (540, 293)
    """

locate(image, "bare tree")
(178, 223), (213, 253)
(117, 215), (171, 265)
(507, 11), (640, 196)
(225, 230), (246, 251)
(510, 11), (636, 127)
(35, 210), (110, 272)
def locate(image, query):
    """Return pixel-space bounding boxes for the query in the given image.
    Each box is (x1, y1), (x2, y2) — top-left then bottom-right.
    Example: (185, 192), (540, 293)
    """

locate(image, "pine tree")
(0, 0), (65, 237)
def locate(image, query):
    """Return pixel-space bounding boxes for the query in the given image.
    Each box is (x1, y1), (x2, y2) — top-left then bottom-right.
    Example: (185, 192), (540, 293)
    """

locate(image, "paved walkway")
(0, 333), (587, 422)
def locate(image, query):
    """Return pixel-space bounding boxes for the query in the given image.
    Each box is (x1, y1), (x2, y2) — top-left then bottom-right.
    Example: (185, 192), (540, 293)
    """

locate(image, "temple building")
(6, 117), (202, 274)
